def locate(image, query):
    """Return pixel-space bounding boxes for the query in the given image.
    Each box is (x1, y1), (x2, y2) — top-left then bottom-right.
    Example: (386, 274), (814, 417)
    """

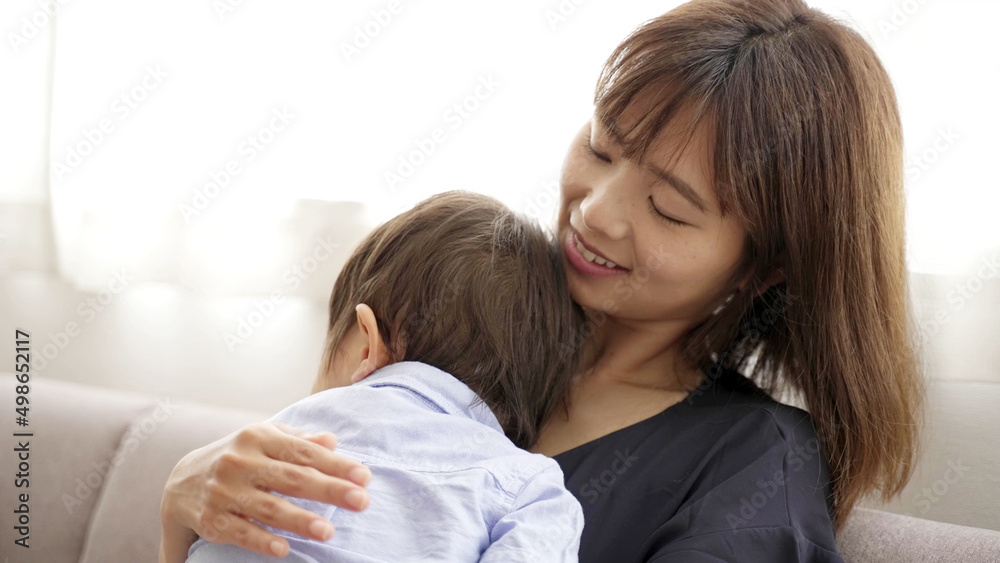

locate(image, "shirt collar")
(355, 361), (505, 435)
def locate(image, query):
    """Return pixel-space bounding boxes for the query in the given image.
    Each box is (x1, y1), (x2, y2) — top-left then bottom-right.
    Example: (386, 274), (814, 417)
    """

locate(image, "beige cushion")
(79, 399), (267, 562)
(3, 374), (1000, 562)
(0, 375), (154, 562)
(837, 507), (1000, 562)
(0, 374), (266, 562)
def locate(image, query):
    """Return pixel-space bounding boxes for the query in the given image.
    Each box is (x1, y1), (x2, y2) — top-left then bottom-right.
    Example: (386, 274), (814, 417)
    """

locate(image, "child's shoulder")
(468, 449), (568, 499)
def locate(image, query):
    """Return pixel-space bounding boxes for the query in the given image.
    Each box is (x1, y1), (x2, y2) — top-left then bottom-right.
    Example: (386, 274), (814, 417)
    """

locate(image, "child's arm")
(480, 464), (584, 563)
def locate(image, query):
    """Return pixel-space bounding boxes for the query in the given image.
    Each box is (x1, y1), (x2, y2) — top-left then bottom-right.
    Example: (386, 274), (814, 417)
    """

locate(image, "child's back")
(188, 362), (580, 562)
(186, 192), (585, 562)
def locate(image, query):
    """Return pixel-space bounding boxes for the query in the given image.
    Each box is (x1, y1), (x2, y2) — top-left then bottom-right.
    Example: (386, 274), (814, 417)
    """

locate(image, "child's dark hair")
(322, 191), (584, 448)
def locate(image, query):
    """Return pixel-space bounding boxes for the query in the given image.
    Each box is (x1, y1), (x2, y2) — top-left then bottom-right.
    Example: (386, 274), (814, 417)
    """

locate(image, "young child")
(186, 191), (586, 562)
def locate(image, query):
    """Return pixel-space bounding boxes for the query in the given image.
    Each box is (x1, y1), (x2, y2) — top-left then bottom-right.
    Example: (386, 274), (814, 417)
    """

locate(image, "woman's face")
(557, 111), (747, 329)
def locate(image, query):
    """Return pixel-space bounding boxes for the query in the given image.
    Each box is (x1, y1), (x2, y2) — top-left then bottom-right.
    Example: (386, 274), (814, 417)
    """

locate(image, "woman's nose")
(579, 180), (630, 241)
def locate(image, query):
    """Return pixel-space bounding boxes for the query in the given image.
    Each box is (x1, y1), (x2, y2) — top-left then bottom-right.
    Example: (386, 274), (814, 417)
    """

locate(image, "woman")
(160, 0), (924, 561)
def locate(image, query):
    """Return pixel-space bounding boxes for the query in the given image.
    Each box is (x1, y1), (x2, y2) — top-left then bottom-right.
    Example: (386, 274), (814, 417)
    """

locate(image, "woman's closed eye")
(582, 135), (687, 227)
(648, 196), (688, 227)
(583, 138), (612, 163)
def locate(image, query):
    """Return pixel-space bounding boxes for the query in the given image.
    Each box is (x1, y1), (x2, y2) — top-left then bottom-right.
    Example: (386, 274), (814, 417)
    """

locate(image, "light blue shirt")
(187, 361), (583, 562)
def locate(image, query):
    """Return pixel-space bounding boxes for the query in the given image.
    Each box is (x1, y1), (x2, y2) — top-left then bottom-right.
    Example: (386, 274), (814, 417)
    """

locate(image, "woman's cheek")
(559, 164), (583, 202)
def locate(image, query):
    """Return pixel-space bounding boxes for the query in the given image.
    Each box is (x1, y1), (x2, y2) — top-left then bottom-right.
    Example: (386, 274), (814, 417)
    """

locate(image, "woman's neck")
(582, 314), (701, 392)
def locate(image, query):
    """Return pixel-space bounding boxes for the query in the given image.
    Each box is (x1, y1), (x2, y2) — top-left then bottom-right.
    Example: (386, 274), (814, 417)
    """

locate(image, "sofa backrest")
(0, 374), (265, 562)
(3, 374), (1000, 562)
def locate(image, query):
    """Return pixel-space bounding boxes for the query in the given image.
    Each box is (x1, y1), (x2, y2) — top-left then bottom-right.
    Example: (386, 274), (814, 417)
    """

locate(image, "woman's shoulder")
(653, 365), (839, 556)
(687, 363), (820, 437)
(679, 365), (830, 491)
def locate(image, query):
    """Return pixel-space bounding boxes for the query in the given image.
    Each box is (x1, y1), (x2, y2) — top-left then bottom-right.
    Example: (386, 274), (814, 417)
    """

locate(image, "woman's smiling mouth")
(564, 230), (630, 277)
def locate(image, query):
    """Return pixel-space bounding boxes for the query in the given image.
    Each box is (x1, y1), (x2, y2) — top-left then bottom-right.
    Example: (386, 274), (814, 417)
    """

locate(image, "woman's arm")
(160, 515), (200, 563)
(159, 421), (372, 562)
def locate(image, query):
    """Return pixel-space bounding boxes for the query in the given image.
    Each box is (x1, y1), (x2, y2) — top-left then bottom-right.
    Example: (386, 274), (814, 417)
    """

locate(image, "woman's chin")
(565, 270), (615, 313)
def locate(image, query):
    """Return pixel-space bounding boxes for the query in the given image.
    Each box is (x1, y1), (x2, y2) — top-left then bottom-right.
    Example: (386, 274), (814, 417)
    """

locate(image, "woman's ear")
(757, 267), (785, 297)
(350, 303), (390, 383)
(737, 266), (786, 299)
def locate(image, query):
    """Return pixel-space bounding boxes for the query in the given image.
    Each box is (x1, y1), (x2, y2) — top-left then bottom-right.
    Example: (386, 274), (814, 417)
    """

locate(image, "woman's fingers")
(197, 508), (294, 558)
(238, 489), (337, 543)
(198, 465), (339, 554)
(303, 432), (339, 451)
(163, 420), (374, 557)
(220, 422), (371, 514)
(253, 460), (371, 513)
(272, 421), (341, 456)
(257, 424), (372, 488)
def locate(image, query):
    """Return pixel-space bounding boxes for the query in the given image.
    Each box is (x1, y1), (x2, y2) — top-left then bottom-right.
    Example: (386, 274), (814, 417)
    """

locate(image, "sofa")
(2, 374), (999, 563)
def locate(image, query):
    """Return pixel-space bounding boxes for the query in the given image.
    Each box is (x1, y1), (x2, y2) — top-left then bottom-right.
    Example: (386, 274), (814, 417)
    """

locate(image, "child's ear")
(350, 303), (390, 383)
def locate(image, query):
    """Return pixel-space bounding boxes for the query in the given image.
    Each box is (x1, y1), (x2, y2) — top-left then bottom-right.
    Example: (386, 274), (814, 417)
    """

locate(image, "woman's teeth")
(575, 237), (617, 269)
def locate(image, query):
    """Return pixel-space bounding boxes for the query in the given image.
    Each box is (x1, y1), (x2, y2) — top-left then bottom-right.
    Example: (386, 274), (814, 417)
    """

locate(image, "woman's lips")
(564, 231), (629, 278)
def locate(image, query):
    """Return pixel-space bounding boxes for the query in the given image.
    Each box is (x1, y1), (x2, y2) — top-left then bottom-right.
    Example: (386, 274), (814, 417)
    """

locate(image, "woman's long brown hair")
(595, 0), (925, 531)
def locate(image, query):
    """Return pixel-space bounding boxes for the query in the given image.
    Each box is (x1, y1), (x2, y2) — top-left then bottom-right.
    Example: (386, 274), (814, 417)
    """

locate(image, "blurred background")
(0, 0), (998, 528)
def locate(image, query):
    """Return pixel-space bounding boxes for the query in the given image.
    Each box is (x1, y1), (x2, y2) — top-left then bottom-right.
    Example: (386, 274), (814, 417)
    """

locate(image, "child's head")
(315, 191), (583, 448)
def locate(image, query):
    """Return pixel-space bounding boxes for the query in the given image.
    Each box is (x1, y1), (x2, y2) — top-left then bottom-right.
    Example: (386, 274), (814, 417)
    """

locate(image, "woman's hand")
(159, 421), (372, 562)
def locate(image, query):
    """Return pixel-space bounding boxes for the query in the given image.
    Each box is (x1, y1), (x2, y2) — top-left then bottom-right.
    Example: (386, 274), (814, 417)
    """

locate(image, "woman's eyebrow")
(600, 121), (709, 213)
(645, 164), (708, 213)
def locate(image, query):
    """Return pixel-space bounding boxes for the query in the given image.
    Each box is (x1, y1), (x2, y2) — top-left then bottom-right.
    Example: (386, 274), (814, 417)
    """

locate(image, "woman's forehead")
(598, 99), (720, 213)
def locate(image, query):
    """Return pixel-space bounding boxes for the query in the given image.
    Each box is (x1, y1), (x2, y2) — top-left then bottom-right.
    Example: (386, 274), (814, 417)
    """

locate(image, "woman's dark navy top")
(552, 367), (844, 562)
